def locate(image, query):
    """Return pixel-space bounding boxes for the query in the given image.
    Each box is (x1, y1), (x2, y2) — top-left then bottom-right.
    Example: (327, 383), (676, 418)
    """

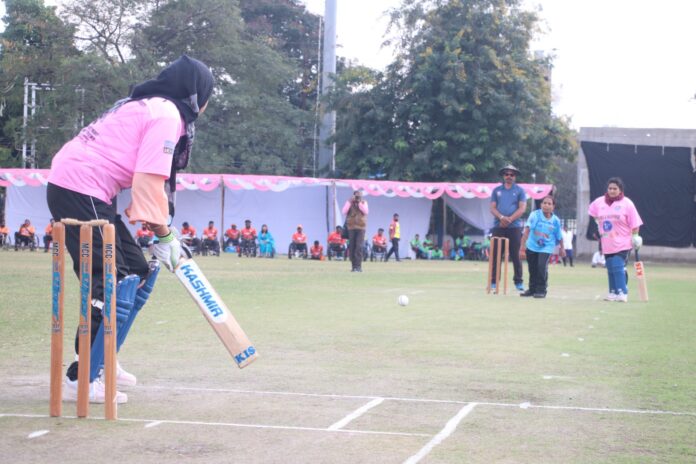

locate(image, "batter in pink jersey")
(588, 177), (643, 302)
(46, 55), (214, 405)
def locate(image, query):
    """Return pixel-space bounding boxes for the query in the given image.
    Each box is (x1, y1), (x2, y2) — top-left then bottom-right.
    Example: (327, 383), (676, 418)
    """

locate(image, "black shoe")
(533, 293), (546, 298)
(520, 290), (534, 297)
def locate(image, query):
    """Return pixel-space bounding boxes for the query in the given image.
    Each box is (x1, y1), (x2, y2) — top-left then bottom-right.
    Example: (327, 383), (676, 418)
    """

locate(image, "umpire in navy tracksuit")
(489, 164), (528, 292)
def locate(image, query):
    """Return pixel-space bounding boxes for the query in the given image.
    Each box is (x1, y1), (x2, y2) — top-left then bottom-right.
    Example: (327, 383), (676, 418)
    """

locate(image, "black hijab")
(128, 55), (214, 219)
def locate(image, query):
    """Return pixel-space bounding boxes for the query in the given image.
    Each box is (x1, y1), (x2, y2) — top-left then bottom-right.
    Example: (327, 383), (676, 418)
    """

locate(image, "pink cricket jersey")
(588, 196), (643, 254)
(48, 98), (185, 204)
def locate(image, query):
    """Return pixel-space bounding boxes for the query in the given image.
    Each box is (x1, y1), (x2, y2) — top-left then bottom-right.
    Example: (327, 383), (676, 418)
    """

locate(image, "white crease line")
(328, 397), (384, 431)
(0, 414), (428, 437)
(138, 385), (696, 416)
(402, 403), (478, 464)
(145, 421), (162, 428)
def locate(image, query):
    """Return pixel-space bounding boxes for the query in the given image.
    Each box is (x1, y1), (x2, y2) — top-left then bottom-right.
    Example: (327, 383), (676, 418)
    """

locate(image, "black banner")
(582, 141), (695, 248)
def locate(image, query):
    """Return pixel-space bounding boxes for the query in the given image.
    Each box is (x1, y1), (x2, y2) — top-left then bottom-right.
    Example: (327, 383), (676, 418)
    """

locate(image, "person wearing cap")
(342, 189), (369, 272)
(289, 224), (308, 259)
(489, 164), (528, 291)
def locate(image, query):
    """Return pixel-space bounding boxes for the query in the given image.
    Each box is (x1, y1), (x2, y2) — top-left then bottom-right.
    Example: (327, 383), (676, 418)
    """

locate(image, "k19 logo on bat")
(179, 263), (228, 323)
(234, 346), (256, 365)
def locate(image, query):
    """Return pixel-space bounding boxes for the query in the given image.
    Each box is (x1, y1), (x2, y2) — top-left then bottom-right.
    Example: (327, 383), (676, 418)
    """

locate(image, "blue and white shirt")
(491, 184), (527, 228)
(525, 209), (562, 254)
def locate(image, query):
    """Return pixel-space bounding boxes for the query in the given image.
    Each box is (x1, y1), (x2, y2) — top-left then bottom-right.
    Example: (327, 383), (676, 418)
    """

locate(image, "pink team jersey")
(588, 196), (643, 254)
(48, 98), (185, 204)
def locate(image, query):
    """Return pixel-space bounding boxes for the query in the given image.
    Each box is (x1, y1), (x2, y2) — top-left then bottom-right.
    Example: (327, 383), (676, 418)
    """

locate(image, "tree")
(132, 0), (314, 175)
(0, 0), (79, 167)
(331, 0), (576, 183)
(60, 0), (151, 65)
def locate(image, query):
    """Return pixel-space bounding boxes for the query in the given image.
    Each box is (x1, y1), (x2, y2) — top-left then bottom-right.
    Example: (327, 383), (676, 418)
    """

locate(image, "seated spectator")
(372, 228), (387, 254)
(202, 220), (220, 256)
(0, 221), (9, 247)
(327, 225), (347, 259)
(180, 222), (200, 252)
(258, 224), (275, 258)
(430, 245), (444, 260)
(14, 219), (36, 251)
(482, 235), (491, 260)
(410, 234), (426, 259)
(225, 224), (240, 251)
(309, 240), (323, 260)
(422, 235), (434, 259)
(44, 218), (55, 253)
(452, 235), (470, 261)
(239, 219), (257, 257)
(135, 224), (154, 249)
(289, 224), (308, 259)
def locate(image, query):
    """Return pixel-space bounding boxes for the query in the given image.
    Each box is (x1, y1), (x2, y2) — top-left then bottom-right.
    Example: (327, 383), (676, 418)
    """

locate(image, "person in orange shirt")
(179, 221), (200, 252)
(327, 225), (346, 260)
(385, 212), (401, 262)
(289, 224), (308, 259)
(224, 224), (240, 251)
(0, 221), (9, 248)
(239, 219), (258, 257)
(202, 220), (220, 256)
(44, 218), (55, 252)
(14, 218), (36, 251)
(309, 240), (323, 260)
(135, 224), (155, 249)
(371, 228), (387, 260)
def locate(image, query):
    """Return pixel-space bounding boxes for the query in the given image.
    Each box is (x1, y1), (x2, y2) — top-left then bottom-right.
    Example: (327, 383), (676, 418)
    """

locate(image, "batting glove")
(631, 233), (643, 250)
(152, 231), (192, 271)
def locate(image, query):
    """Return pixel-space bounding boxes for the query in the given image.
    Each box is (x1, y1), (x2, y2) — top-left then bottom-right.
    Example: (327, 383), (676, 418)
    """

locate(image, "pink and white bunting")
(1, 169), (552, 200)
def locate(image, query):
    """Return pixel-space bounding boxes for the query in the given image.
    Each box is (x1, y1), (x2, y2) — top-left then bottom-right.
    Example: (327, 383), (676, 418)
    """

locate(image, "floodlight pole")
(317, 0), (337, 176)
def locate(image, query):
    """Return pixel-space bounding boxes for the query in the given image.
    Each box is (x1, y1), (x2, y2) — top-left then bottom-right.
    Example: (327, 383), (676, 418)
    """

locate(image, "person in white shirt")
(561, 225), (575, 267)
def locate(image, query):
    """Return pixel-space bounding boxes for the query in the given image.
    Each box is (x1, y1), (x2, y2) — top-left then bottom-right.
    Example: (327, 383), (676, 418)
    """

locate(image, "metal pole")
(317, 0), (337, 176)
(22, 78), (28, 168)
(31, 83), (37, 168)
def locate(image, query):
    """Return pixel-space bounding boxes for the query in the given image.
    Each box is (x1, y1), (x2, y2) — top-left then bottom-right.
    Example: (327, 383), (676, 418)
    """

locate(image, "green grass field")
(1, 251), (694, 463)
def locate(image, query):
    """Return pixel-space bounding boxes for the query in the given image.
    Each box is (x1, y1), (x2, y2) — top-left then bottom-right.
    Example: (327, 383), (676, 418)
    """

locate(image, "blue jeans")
(605, 250), (629, 295)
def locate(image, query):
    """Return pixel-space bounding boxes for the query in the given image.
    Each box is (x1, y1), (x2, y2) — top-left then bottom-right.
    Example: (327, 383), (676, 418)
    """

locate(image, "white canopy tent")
(1, 169), (553, 256)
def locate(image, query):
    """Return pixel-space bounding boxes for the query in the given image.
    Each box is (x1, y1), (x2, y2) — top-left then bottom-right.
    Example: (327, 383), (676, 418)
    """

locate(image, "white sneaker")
(115, 361), (137, 387)
(603, 293), (618, 301)
(63, 377), (128, 404)
(615, 292), (628, 303)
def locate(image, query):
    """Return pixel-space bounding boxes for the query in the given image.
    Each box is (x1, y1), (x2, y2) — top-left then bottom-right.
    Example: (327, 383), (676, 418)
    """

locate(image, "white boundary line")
(140, 385), (696, 416)
(402, 403), (478, 464)
(0, 413), (429, 437)
(328, 397), (384, 431)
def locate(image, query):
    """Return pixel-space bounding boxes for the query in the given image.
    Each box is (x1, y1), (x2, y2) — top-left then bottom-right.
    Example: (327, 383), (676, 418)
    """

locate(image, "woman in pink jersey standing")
(588, 177), (643, 303)
(47, 55), (214, 403)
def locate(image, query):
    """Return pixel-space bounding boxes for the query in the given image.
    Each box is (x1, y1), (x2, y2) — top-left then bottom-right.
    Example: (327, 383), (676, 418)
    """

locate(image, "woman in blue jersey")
(519, 196), (564, 298)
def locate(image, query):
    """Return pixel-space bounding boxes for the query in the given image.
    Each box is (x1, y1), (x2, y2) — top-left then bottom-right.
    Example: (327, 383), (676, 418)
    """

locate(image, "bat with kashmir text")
(175, 259), (257, 367)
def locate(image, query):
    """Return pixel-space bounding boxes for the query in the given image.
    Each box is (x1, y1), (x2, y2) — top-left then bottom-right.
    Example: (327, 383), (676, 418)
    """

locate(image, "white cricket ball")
(398, 295), (409, 306)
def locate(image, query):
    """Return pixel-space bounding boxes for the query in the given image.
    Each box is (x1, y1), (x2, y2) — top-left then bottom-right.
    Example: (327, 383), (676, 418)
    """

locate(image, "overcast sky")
(301, 0), (696, 130)
(2, 1), (696, 129)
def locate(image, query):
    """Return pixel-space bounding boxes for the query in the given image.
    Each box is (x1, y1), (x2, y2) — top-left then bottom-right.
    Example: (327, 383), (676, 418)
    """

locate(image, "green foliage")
(0, 0), (79, 167)
(0, 0), (319, 174)
(331, 0), (576, 183)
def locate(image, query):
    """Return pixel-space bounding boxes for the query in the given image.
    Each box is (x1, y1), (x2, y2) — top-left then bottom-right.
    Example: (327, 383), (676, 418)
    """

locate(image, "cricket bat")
(175, 259), (257, 368)
(634, 250), (649, 302)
